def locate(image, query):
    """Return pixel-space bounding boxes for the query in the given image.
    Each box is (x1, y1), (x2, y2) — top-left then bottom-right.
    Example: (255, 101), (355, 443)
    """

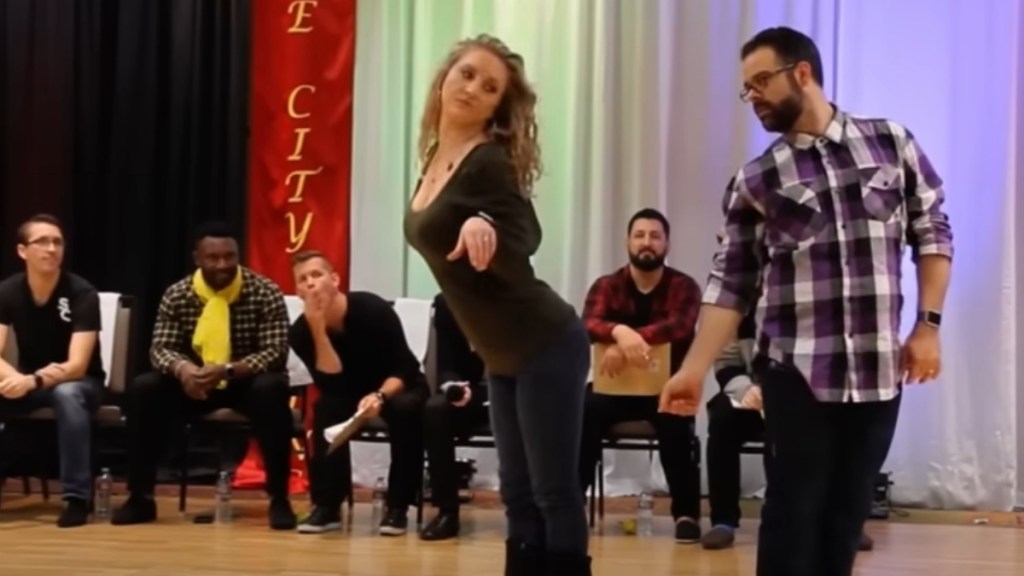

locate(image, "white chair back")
(284, 295), (314, 386)
(107, 295), (134, 394)
(98, 292), (119, 386)
(393, 297), (433, 373)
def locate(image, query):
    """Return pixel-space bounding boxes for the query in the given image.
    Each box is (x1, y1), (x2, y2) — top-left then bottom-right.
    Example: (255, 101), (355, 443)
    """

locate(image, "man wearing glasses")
(0, 214), (105, 527)
(662, 27), (953, 575)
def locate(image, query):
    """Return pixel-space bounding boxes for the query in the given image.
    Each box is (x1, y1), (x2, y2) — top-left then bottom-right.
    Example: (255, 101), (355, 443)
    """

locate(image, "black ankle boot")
(545, 550), (592, 576)
(505, 539), (544, 576)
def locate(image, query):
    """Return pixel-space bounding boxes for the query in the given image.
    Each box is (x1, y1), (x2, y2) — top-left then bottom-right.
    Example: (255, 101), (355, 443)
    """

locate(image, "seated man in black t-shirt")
(578, 209), (705, 543)
(287, 250), (428, 536)
(0, 214), (104, 528)
(419, 292), (488, 541)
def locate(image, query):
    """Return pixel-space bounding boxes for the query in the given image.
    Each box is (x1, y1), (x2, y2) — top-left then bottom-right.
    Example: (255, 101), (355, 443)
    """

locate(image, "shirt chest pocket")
(858, 165), (904, 223)
(765, 183), (826, 250)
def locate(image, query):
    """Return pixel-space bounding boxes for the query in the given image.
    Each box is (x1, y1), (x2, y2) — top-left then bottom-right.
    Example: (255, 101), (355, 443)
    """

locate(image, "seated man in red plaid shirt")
(577, 208), (704, 543)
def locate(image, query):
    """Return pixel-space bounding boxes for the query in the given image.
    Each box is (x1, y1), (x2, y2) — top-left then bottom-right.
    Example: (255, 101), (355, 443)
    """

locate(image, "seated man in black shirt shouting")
(288, 250), (428, 536)
(419, 292), (488, 541)
(0, 214), (104, 528)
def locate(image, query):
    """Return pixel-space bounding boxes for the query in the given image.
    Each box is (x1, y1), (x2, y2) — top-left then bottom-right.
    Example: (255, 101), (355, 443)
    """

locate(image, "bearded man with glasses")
(662, 27), (953, 576)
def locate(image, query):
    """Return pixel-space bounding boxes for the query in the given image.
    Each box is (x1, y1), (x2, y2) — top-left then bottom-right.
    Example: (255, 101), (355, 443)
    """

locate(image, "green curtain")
(350, 0), (695, 304)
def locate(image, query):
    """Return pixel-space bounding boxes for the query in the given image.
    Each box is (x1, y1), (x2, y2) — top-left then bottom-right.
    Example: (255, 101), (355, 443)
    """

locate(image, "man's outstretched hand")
(659, 367), (704, 416)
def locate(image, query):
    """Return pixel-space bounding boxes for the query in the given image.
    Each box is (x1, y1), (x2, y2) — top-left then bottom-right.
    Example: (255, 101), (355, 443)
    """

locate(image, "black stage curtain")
(1, 0), (251, 371)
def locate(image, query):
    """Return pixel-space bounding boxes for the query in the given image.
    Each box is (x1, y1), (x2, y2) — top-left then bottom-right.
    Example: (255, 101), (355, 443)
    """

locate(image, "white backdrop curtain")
(347, 0), (1024, 511)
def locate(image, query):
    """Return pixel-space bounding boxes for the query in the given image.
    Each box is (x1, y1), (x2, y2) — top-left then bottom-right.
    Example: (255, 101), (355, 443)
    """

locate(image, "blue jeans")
(1, 378), (103, 500)
(487, 319), (590, 555)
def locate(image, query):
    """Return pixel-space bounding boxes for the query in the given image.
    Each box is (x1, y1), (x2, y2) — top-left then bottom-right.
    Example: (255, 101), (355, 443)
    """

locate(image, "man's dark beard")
(629, 251), (664, 272)
(757, 87), (804, 133)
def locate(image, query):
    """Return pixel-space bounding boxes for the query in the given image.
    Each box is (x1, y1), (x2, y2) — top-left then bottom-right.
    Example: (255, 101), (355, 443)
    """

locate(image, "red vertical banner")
(247, 0), (355, 288)
(243, 0), (356, 493)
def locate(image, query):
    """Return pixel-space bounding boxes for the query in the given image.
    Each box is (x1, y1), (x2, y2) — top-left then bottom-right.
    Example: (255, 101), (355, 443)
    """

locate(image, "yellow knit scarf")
(191, 268), (243, 389)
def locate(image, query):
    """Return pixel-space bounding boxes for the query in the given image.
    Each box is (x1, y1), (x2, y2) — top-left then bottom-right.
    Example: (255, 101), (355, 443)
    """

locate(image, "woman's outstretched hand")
(448, 216), (497, 271)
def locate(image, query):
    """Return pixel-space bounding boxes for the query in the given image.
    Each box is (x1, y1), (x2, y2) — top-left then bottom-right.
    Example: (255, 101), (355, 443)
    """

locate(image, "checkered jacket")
(150, 267), (289, 375)
(705, 107), (953, 402)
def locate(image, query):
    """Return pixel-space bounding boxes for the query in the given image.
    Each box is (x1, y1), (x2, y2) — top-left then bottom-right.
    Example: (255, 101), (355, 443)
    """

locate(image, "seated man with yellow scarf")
(111, 222), (297, 530)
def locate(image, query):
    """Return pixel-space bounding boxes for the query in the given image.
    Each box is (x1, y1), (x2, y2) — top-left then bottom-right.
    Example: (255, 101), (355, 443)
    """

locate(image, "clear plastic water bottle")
(371, 477), (386, 527)
(94, 467), (113, 522)
(214, 470), (233, 523)
(637, 491), (654, 537)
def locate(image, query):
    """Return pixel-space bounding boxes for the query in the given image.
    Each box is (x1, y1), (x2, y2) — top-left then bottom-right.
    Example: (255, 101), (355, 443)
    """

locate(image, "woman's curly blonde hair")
(417, 34), (542, 197)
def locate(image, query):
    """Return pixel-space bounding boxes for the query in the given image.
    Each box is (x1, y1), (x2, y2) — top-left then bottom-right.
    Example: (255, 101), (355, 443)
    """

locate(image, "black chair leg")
(588, 462), (597, 528)
(178, 425), (190, 513)
(35, 422), (50, 501)
(89, 430), (98, 506)
(416, 460), (425, 527)
(0, 424), (6, 511)
(346, 450), (355, 513)
(302, 433), (313, 504)
(597, 456), (605, 521)
(0, 424), (5, 510)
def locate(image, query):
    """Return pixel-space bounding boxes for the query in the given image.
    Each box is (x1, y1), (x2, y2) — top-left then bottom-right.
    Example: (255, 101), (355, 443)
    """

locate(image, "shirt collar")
(618, 264), (668, 294)
(787, 105), (847, 149)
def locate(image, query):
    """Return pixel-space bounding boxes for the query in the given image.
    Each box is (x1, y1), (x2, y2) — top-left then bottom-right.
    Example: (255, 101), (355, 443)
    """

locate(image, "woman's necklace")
(426, 136), (486, 185)
(426, 161), (455, 185)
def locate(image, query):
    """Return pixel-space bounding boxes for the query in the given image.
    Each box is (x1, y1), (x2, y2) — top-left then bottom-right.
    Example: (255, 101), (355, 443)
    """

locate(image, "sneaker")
(379, 507), (408, 536)
(674, 517), (702, 543)
(701, 524), (736, 549)
(57, 498), (90, 528)
(111, 495), (157, 525)
(297, 506), (341, 534)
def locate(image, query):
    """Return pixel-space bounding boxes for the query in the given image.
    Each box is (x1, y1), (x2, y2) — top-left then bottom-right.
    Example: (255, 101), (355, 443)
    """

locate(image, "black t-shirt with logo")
(0, 272), (105, 380)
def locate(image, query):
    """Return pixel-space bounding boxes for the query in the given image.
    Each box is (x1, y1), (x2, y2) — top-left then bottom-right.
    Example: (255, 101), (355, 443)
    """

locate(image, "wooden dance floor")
(1, 495), (1022, 575)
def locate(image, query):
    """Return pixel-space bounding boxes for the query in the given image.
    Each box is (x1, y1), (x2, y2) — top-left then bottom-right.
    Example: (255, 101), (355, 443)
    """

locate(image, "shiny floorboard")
(1, 496), (1022, 575)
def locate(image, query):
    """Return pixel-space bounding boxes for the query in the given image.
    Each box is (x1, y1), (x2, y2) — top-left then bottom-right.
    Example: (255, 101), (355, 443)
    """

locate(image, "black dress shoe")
(268, 497), (297, 530)
(505, 539), (544, 576)
(545, 549), (592, 576)
(57, 498), (90, 528)
(420, 511), (460, 541)
(111, 495), (157, 525)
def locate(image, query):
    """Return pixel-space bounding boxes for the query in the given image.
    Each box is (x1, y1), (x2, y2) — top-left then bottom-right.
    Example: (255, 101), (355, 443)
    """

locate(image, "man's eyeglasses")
(24, 237), (64, 249)
(739, 63), (796, 102)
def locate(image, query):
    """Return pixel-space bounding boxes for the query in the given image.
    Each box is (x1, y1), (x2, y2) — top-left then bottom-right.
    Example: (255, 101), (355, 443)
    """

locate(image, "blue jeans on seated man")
(0, 378), (103, 504)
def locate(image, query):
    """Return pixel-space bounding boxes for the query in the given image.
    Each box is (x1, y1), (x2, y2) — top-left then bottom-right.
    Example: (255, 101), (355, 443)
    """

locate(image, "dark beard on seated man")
(629, 251), (664, 272)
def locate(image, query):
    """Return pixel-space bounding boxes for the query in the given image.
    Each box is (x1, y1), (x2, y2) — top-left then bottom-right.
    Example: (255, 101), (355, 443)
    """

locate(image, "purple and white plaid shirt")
(705, 107), (954, 403)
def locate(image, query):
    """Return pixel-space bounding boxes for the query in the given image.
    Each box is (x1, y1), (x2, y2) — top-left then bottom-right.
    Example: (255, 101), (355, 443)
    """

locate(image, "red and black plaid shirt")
(582, 265), (702, 367)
